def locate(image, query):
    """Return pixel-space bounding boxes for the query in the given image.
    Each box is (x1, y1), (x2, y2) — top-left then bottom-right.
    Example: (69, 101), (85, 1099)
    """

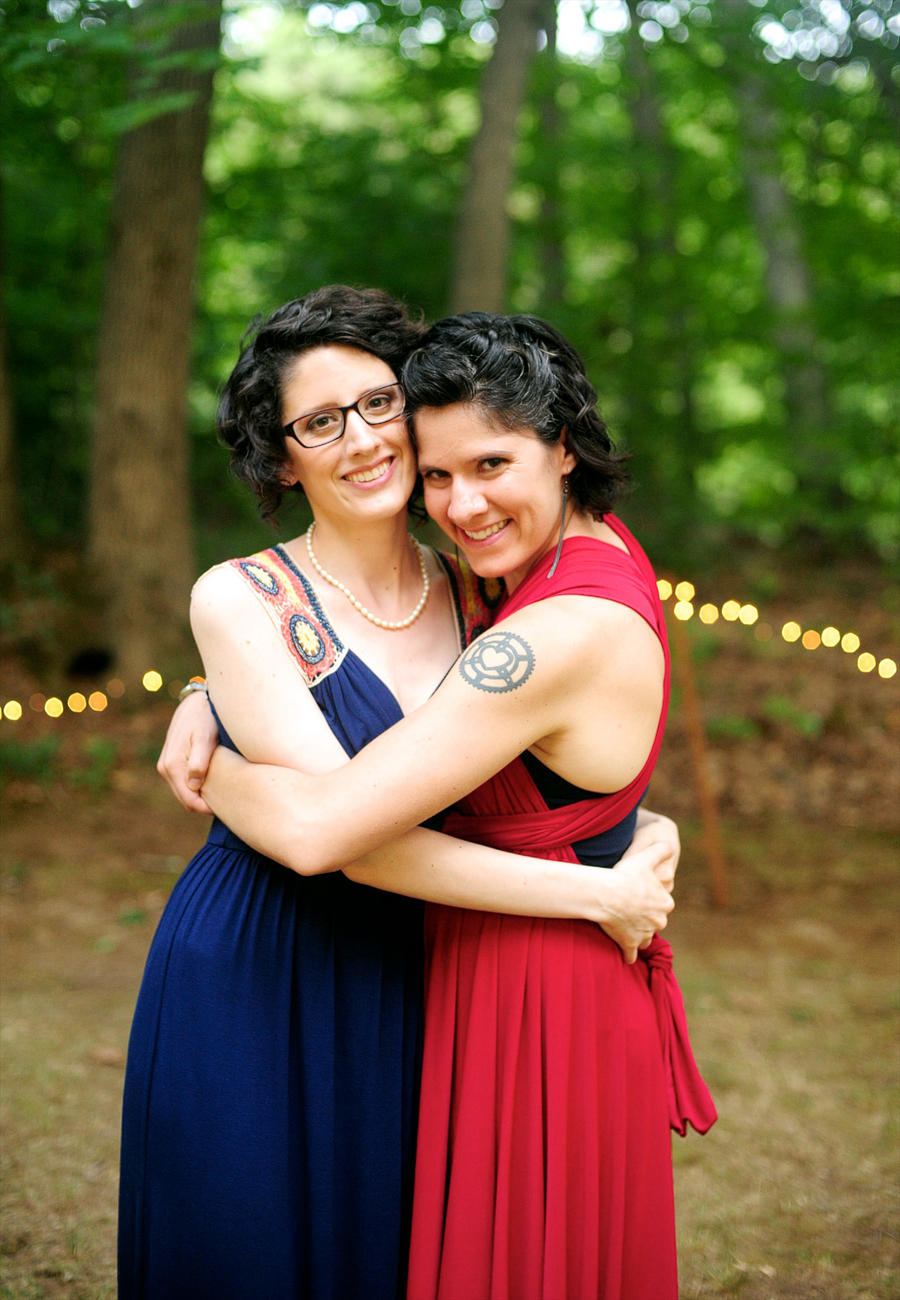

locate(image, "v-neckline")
(274, 541), (456, 720)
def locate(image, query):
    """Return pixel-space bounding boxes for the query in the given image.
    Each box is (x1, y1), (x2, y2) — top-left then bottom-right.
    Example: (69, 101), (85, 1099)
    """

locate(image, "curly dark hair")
(217, 286), (426, 520)
(401, 312), (630, 519)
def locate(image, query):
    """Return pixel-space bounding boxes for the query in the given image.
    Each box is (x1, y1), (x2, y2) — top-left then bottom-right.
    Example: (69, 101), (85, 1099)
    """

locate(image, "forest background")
(1, 0), (898, 682)
(1, 3), (899, 1295)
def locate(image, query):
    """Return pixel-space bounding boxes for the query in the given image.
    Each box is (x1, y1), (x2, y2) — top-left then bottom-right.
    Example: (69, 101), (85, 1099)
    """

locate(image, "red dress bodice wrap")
(406, 516), (716, 1300)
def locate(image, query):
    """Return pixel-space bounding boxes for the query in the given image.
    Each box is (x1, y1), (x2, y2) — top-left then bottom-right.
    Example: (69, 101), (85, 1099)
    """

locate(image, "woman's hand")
(599, 841), (675, 964)
(157, 691), (219, 814)
(628, 808), (680, 892)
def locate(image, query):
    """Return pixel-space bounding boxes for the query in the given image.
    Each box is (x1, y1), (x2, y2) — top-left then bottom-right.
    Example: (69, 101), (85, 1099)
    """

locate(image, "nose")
(342, 408), (381, 453)
(447, 478), (488, 527)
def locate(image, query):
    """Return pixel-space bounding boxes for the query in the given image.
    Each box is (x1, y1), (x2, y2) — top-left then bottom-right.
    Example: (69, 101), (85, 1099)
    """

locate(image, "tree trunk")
(719, 0), (831, 453)
(734, 74), (831, 440)
(0, 173), (21, 569)
(89, 0), (221, 679)
(536, 0), (564, 310)
(0, 287), (20, 570)
(450, 0), (543, 314)
(622, 7), (698, 538)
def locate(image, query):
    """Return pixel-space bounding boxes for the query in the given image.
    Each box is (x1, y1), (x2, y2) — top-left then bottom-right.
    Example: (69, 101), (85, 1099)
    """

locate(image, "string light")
(1, 583), (896, 731)
(653, 581), (897, 684)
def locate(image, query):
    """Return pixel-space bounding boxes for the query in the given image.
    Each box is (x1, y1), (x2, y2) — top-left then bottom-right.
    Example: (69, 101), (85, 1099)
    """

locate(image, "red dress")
(407, 519), (716, 1300)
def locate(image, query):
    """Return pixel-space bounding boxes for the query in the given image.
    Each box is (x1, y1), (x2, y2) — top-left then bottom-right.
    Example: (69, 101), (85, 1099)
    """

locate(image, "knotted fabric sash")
(442, 516), (717, 1136)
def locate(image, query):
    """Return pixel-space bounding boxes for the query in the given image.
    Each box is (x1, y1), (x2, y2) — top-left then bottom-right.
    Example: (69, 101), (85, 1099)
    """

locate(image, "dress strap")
(227, 544), (346, 687)
(435, 551), (504, 648)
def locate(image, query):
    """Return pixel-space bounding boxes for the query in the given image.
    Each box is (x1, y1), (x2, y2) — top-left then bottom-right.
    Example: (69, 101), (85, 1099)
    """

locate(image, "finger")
(182, 790), (213, 815)
(623, 945), (638, 965)
(186, 734), (218, 792)
(638, 933), (655, 949)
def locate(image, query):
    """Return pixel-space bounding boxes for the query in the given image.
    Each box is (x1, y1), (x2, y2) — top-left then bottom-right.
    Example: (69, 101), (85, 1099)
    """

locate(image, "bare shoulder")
(480, 594), (659, 681)
(190, 562), (268, 638)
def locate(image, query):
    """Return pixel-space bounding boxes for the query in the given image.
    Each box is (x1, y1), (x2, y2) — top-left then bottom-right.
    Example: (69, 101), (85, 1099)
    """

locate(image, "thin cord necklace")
(305, 522), (430, 631)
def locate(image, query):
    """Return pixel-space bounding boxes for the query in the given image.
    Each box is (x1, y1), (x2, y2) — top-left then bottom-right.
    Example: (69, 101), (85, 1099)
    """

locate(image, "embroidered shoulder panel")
(227, 544), (346, 688)
(435, 551), (503, 647)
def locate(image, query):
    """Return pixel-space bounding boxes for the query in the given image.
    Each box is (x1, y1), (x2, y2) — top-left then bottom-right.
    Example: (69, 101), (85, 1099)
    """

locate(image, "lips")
(460, 520), (510, 542)
(343, 456), (394, 486)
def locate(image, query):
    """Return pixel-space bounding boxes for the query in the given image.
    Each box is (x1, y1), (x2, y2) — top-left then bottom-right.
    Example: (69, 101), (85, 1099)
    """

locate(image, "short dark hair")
(217, 286), (426, 520)
(401, 312), (630, 518)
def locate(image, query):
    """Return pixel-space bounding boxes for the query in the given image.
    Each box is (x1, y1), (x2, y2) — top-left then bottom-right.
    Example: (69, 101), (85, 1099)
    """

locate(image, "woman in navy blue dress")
(120, 287), (678, 1300)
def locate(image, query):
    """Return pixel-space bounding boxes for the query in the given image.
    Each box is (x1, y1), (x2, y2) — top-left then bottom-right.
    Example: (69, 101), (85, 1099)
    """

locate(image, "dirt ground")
(1, 574), (899, 1299)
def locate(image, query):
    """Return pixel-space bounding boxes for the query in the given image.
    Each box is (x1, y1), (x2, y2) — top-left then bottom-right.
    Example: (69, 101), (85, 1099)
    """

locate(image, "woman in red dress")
(201, 312), (716, 1299)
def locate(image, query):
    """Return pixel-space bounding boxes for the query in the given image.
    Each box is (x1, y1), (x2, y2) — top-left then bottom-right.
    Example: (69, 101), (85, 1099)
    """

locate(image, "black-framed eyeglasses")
(282, 382), (406, 449)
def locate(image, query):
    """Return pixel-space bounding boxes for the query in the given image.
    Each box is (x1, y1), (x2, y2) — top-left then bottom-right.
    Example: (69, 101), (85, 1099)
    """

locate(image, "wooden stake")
(669, 612), (731, 909)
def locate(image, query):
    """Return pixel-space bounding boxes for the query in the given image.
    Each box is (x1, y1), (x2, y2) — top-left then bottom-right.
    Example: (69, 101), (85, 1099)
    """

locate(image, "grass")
(1, 776), (898, 1297)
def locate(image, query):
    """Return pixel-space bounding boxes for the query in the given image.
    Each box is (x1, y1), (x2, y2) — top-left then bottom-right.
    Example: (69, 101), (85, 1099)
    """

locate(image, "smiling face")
(415, 402), (576, 591)
(280, 345), (416, 526)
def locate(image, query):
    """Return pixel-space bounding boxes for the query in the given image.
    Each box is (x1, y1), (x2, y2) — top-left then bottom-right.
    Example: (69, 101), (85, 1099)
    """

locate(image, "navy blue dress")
(118, 544), (486, 1300)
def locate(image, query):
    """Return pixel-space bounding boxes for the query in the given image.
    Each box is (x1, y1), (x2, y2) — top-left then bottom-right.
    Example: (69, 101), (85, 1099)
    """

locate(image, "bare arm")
(202, 595), (665, 874)
(185, 568), (673, 956)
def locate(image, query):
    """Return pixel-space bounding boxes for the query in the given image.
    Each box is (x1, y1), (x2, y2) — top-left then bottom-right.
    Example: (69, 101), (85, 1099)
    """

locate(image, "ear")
(557, 427), (577, 477)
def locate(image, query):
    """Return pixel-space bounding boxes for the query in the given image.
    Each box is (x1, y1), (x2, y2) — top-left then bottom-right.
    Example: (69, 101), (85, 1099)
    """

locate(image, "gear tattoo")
(458, 631), (535, 693)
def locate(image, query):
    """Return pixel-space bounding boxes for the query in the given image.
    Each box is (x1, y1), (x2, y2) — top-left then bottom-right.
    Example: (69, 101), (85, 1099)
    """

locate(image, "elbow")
(280, 812), (342, 877)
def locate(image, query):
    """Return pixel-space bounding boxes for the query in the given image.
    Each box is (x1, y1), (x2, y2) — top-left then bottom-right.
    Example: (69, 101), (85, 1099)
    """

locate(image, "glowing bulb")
(2, 701), (22, 721)
(88, 691), (108, 712)
(821, 627), (840, 648)
(699, 604), (719, 624)
(802, 630), (821, 650)
(739, 604), (758, 625)
(781, 621), (801, 643)
(67, 693), (87, 713)
(29, 693), (46, 712)
(657, 579), (673, 601)
(143, 670), (163, 692)
(841, 632), (860, 653)
(675, 581), (695, 602)
(722, 601), (741, 622)
(879, 658), (897, 679)
(857, 652), (876, 673)
(674, 601), (694, 621)
(44, 697), (63, 718)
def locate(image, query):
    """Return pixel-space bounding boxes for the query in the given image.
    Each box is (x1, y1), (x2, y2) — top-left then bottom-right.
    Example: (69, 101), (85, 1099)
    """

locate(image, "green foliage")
(0, 735), (61, 784)
(3, 0), (898, 572)
(764, 694), (824, 736)
(707, 713), (762, 740)
(68, 735), (118, 791)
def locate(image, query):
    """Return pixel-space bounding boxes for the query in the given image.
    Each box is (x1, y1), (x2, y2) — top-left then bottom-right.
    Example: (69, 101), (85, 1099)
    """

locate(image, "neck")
(504, 501), (582, 596)
(301, 512), (418, 602)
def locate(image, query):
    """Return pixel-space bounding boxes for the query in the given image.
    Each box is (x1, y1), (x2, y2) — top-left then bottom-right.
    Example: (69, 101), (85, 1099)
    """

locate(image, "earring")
(547, 476), (569, 580)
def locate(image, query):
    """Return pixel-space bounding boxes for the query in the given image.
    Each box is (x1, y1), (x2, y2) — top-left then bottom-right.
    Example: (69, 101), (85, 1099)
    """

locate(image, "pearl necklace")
(305, 523), (431, 631)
